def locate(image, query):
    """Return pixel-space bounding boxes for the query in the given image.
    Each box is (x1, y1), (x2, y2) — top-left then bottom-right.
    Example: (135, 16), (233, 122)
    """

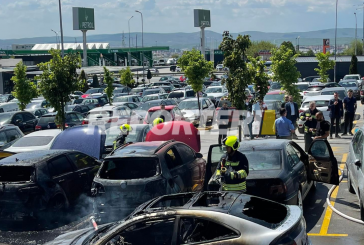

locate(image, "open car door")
(204, 144), (225, 191)
(307, 139), (339, 185)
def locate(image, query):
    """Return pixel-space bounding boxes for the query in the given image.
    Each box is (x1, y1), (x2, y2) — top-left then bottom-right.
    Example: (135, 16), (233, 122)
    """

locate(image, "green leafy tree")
(92, 74), (100, 88)
(306, 49), (315, 56)
(314, 52), (335, 83)
(280, 41), (296, 55)
(270, 45), (301, 102)
(247, 56), (269, 101)
(178, 48), (214, 122)
(219, 31), (252, 109)
(171, 54), (179, 59)
(103, 67), (114, 105)
(246, 40), (276, 58)
(11, 61), (38, 111)
(349, 55), (358, 74)
(342, 40), (363, 56)
(37, 49), (81, 130)
(120, 67), (135, 88)
(78, 69), (88, 93)
(147, 69), (152, 82)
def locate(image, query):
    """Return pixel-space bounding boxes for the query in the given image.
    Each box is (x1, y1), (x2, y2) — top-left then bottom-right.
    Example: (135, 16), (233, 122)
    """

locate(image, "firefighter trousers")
(304, 132), (313, 152)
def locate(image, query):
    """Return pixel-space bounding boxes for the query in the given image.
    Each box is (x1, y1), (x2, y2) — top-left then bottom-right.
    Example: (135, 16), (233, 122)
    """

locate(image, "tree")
(92, 74), (100, 88)
(120, 67), (135, 88)
(270, 44), (301, 102)
(147, 69), (152, 82)
(306, 49), (315, 56)
(314, 52), (335, 83)
(37, 49), (81, 130)
(246, 40), (276, 58)
(247, 56), (269, 101)
(342, 40), (363, 56)
(11, 61), (37, 111)
(219, 31), (252, 110)
(178, 48), (214, 123)
(349, 55), (358, 74)
(210, 73), (217, 80)
(103, 67), (114, 105)
(280, 41), (296, 55)
(171, 54), (179, 59)
(78, 69), (88, 93)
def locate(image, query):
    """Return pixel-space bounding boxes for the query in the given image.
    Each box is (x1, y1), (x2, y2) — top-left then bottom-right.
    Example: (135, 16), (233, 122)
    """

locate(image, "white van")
(159, 59), (166, 65)
(166, 58), (176, 65)
(0, 102), (19, 113)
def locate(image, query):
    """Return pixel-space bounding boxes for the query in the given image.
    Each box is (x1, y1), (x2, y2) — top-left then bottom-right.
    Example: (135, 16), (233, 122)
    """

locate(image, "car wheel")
(297, 189), (303, 210)
(348, 168), (355, 194)
(49, 195), (67, 211)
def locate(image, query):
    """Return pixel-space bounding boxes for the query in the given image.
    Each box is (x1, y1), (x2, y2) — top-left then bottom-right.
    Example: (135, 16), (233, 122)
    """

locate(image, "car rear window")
(244, 150), (281, 170)
(99, 158), (160, 180)
(38, 116), (56, 124)
(270, 83), (281, 90)
(0, 166), (34, 182)
(87, 111), (113, 119)
(321, 90), (346, 99)
(12, 136), (54, 147)
(168, 92), (184, 98)
(302, 100), (329, 109)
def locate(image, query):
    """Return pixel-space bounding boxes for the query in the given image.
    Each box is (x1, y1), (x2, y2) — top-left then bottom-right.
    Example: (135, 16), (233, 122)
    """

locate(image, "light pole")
(58, 0), (65, 57)
(297, 36), (300, 52)
(356, 3), (364, 53)
(334, 0), (338, 83)
(51, 29), (59, 47)
(355, 12), (358, 55)
(128, 16), (133, 66)
(135, 10), (144, 80)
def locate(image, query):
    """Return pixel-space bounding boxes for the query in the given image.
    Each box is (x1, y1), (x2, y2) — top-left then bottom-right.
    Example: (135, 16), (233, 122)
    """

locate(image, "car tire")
(348, 168), (355, 194)
(297, 189), (303, 210)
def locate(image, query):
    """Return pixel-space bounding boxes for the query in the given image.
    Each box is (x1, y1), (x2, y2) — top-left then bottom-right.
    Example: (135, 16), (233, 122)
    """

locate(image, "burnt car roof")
(108, 141), (167, 157)
(239, 139), (289, 151)
(0, 150), (70, 166)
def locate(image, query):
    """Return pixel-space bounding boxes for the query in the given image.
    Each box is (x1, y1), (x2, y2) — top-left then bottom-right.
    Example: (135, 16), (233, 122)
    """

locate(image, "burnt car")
(207, 139), (339, 209)
(0, 150), (99, 221)
(46, 192), (310, 245)
(92, 137), (206, 223)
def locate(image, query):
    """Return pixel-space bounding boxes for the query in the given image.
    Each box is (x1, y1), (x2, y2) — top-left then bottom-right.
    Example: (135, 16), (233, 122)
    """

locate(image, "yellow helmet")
(222, 136), (240, 151)
(153, 118), (164, 126)
(120, 124), (132, 133)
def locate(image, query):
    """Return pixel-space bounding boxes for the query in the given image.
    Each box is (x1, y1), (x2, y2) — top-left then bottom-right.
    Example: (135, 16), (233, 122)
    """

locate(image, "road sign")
(73, 7), (95, 30)
(194, 9), (211, 27)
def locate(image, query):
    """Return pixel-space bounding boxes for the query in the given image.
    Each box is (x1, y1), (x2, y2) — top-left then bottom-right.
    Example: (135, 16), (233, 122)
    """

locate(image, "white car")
(216, 64), (224, 71)
(343, 74), (361, 80)
(179, 98), (215, 126)
(204, 86), (228, 101)
(297, 95), (334, 134)
(176, 66), (182, 72)
(6, 129), (61, 153)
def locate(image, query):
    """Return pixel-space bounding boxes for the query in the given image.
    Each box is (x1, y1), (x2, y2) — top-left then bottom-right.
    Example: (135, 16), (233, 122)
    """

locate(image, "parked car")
(130, 87), (149, 96)
(72, 104), (95, 116)
(0, 150), (99, 221)
(35, 112), (84, 130)
(25, 108), (49, 119)
(141, 93), (169, 103)
(167, 89), (196, 103)
(203, 81), (213, 87)
(159, 76), (175, 81)
(320, 87), (347, 100)
(269, 82), (282, 91)
(343, 74), (361, 80)
(302, 76), (320, 82)
(295, 82), (310, 100)
(113, 95), (141, 105)
(0, 125), (24, 150)
(207, 139), (339, 209)
(0, 102), (19, 113)
(265, 100), (283, 119)
(113, 87), (132, 95)
(159, 85), (174, 93)
(81, 95), (109, 107)
(0, 94), (15, 103)
(144, 105), (185, 124)
(339, 80), (360, 99)
(297, 95), (334, 134)
(0, 111), (37, 134)
(81, 88), (104, 98)
(135, 99), (178, 119)
(176, 66), (182, 72)
(104, 124), (153, 153)
(178, 98), (215, 126)
(264, 90), (286, 102)
(142, 88), (166, 97)
(216, 63), (224, 71)
(204, 86), (228, 101)
(92, 138), (206, 222)
(6, 129), (62, 153)
(302, 85), (326, 100)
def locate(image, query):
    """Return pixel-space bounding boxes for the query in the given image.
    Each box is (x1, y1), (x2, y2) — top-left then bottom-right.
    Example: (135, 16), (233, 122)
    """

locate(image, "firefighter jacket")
(216, 151), (249, 192)
(299, 108), (319, 135)
(113, 134), (127, 150)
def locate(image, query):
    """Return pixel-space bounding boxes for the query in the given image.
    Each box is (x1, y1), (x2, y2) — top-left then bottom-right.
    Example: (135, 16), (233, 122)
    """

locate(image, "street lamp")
(58, 0), (65, 57)
(355, 12), (358, 55)
(51, 29), (59, 46)
(334, 0), (338, 83)
(128, 16), (133, 66)
(135, 10), (144, 80)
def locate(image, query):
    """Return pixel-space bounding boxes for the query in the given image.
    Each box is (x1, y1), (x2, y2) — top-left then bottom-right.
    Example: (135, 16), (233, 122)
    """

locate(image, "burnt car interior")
(0, 166), (34, 182)
(99, 158), (160, 180)
(308, 140), (333, 182)
(150, 193), (194, 209)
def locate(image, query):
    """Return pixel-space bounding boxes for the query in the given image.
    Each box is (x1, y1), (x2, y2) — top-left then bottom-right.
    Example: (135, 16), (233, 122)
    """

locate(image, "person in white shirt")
(252, 97), (267, 138)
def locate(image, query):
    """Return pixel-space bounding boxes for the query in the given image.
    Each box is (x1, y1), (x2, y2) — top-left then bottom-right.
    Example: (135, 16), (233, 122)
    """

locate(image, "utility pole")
(355, 12), (358, 55)
(356, 3), (364, 53)
(334, 0), (338, 83)
(58, 0), (65, 57)
(128, 16), (133, 66)
(135, 10), (144, 79)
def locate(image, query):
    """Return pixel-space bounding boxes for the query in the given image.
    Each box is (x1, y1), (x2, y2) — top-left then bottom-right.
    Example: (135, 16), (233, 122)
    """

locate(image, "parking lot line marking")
(308, 233), (348, 237)
(341, 181), (348, 183)
(318, 154), (347, 236)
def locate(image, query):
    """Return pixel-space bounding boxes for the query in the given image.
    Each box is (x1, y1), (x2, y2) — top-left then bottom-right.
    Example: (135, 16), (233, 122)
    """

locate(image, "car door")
(47, 155), (81, 201)
(349, 130), (363, 192)
(307, 140), (340, 185)
(163, 146), (185, 192)
(11, 113), (25, 132)
(206, 144), (225, 191)
(22, 112), (37, 133)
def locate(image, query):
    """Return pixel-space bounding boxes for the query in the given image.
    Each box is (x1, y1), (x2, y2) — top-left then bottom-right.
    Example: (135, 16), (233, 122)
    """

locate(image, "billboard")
(194, 9), (211, 27)
(323, 39), (330, 54)
(73, 7), (95, 30)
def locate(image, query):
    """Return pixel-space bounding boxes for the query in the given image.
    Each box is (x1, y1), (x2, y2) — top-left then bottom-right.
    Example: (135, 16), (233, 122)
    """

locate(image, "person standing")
(299, 101), (319, 152)
(314, 112), (330, 140)
(252, 97), (267, 138)
(244, 98), (254, 139)
(328, 92), (343, 139)
(281, 95), (289, 108)
(217, 102), (230, 144)
(275, 108), (295, 139)
(342, 89), (357, 136)
(285, 95), (299, 139)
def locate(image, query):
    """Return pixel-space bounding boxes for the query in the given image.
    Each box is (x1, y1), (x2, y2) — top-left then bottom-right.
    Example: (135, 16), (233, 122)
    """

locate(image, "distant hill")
(0, 28), (360, 50)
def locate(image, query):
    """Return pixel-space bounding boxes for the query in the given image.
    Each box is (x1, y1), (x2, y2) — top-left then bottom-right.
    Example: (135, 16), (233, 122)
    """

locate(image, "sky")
(0, 0), (361, 39)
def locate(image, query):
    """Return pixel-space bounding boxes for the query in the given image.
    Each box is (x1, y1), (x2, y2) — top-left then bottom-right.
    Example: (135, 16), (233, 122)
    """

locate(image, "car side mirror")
(195, 152), (203, 158)
(355, 159), (361, 167)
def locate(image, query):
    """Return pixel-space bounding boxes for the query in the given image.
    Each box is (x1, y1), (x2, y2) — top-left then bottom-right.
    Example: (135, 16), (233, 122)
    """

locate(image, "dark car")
(26, 108), (49, 119)
(81, 95), (109, 107)
(0, 150), (99, 221)
(47, 192), (309, 245)
(207, 139), (339, 209)
(170, 65), (177, 71)
(0, 111), (37, 134)
(0, 125), (24, 150)
(35, 112), (84, 130)
(72, 104), (95, 116)
(104, 124), (153, 154)
(92, 139), (206, 222)
(302, 76), (320, 82)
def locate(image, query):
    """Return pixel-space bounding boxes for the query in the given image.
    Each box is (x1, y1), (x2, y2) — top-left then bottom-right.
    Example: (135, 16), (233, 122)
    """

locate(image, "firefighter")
(113, 124), (132, 150)
(299, 101), (319, 152)
(215, 136), (249, 192)
(153, 117), (164, 126)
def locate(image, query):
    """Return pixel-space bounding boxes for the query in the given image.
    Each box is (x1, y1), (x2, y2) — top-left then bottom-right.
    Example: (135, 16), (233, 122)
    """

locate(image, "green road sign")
(194, 9), (211, 27)
(73, 7), (95, 30)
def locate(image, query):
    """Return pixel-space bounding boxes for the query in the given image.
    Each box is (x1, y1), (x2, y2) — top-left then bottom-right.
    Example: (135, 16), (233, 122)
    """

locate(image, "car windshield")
(205, 87), (223, 93)
(344, 75), (358, 80)
(0, 113), (13, 124)
(179, 101), (199, 110)
(99, 158), (160, 180)
(302, 100), (330, 108)
(321, 90), (346, 99)
(296, 84), (309, 91)
(0, 95), (8, 103)
(82, 99), (98, 105)
(114, 97), (128, 102)
(168, 92), (184, 98)
(244, 150), (281, 170)
(12, 136), (54, 147)
(105, 127), (140, 146)
(264, 93), (284, 101)
(339, 82), (357, 88)
(85, 88), (100, 94)
(73, 99), (84, 104)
